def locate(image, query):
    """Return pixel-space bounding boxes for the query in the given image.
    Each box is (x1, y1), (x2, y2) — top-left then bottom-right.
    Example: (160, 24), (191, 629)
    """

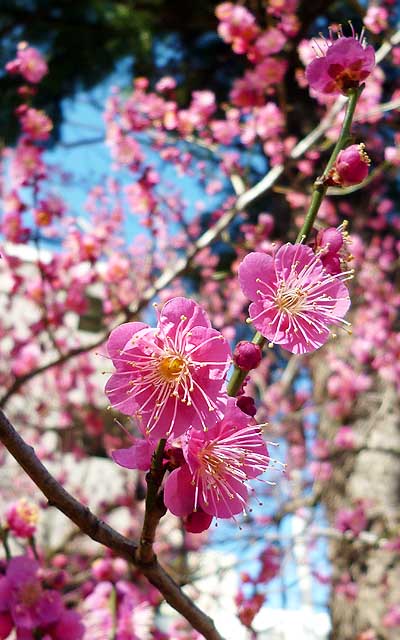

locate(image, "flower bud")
(329, 144), (370, 187)
(316, 227), (344, 255)
(236, 395), (257, 417)
(184, 509), (213, 533)
(233, 341), (262, 370)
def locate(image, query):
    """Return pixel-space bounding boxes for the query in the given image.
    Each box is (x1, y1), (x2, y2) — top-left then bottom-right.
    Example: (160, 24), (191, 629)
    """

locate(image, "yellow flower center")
(16, 499), (39, 525)
(158, 355), (185, 381)
(276, 288), (306, 314)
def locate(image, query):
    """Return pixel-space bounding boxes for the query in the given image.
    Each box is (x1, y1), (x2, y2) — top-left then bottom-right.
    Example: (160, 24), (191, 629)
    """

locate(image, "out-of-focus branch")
(0, 408), (224, 640)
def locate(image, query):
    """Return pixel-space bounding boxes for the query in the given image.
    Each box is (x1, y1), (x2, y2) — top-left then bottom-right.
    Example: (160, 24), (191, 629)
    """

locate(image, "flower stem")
(228, 87), (362, 398)
(296, 87), (362, 243)
(0, 526), (11, 560)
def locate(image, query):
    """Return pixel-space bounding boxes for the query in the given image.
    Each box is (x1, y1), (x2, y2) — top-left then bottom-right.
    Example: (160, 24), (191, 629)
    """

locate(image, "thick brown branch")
(0, 408), (224, 640)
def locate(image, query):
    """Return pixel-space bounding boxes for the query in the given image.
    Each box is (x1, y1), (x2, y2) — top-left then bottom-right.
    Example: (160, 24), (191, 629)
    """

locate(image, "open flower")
(163, 399), (270, 522)
(5, 498), (39, 539)
(239, 243), (351, 354)
(105, 297), (231, 438)
(0, 556), (63, 632)
(306, 27), (375, 95)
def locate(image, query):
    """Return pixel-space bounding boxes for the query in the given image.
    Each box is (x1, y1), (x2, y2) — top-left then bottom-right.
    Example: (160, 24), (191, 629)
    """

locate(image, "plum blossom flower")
(5, 498), (39, 539)
(163, 399), (270, 521)
(306, 26), (375, 95)
(5, 43), (48, 84)
(239, 243), (351, 354)
(216, 3), (260, 54)
(0, 556), (63, 632)
(82, 581), (152, 640)
(19, 107), (53, 141)
(105, 297), (231, 438)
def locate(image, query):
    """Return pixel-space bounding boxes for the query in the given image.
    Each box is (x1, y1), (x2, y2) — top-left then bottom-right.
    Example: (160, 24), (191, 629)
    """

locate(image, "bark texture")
(315, 357), (400, 640)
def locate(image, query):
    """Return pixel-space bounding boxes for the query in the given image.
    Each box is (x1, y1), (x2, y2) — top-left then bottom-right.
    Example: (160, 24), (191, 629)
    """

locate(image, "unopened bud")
(233, 341), (262, 370)
(329, 143), (370, 187)
(236, 395), (257, 417)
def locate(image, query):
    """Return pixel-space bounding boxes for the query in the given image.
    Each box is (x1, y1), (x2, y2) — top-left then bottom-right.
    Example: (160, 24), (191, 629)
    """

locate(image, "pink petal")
(0, 578), (11, 613)
(107, 322), (148, 361)
(238, 252), (274, 300)
(164, 465), (195, 516)
(201, 476), (248, 518)
(184, 510), (213, 533)
(36, 590), (63, 626)
(112, 441), (154, 471)
(160, 297), (211, 333)
(105, 373), (139, 415)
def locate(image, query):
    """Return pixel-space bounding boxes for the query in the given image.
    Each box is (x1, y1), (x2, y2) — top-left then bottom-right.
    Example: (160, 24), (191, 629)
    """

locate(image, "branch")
(0, 408), (224, 640)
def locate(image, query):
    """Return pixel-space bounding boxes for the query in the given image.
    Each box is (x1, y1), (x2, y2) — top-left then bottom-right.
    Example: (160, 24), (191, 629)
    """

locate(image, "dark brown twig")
(0, 408), (224, 640)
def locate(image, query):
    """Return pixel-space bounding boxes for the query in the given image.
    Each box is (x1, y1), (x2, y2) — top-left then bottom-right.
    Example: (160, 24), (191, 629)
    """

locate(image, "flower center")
(16, 499), (39, 525)
(198, 446), (224, 480)
(19, 581), (42, 607)
(276, 287), (306, 314)
(158, 355), (185, 381)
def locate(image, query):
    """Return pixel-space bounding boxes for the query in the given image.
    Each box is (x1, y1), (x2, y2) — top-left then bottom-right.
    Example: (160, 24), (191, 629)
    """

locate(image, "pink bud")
(236, 395), (257, 417)
(330, 144), (370, 187)
(233, 341), (262, 370)
(316, 227), (344, 255)
(184, 509), (213, 533)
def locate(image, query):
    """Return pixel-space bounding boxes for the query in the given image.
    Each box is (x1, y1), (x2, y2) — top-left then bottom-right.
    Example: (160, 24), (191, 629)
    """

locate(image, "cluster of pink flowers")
(82, 580), (153, 640)
(0, 556), (84, 639)
(107, 297), (271, 530)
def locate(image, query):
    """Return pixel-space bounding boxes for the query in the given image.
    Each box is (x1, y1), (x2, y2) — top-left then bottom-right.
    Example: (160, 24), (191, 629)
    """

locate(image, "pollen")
(276, 287), (306, 314)
(158, 354), (186, 381)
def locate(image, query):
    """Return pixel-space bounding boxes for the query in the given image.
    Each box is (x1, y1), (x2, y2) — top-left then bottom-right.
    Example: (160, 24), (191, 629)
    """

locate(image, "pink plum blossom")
(382, 605), (400, 628)
(335, 504), (367, 536)
(82, 581), (152, 640)
(306, 30), (375, 95)
(5, 498), (39, 539)
(364, 6), (388, 35)
(216, 3), (260, 54)
(334, 426), (355, 450)
(163, 399), (270, 521)
(105, 297), (231, 438)
(19, 107), (53, 141)
(6, 43), (48, 84)
(239, 243), (351, 354)
(0, 556), (63, 632)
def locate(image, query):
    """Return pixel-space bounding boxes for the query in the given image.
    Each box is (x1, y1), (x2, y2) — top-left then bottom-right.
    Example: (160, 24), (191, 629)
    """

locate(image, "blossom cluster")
(107, 235), (352, 526)
(107, 297), (270, 530)
(0, 555), (84, 639)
